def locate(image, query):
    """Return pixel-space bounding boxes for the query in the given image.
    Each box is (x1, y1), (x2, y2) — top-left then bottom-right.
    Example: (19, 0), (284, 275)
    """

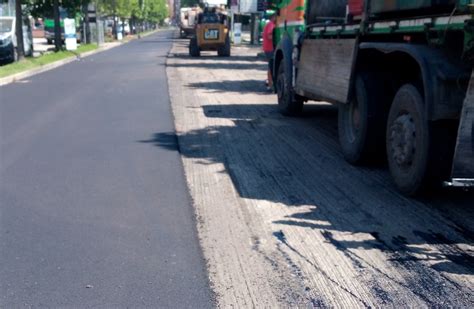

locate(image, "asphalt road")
(0, 31), (213, 307)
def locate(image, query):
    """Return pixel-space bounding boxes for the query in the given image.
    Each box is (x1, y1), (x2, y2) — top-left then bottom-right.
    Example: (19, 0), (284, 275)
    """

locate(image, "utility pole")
(15, 0), (24, 61)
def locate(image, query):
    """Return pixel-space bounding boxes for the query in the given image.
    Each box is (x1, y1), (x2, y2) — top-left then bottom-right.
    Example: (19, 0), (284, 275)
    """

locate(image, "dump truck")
(271, 0), (474, 195)
(180, 7), (201, 38)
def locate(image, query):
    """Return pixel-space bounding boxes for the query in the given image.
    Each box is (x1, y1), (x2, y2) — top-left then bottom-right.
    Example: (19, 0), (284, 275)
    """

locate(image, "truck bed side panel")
(296, 39), (357, 104)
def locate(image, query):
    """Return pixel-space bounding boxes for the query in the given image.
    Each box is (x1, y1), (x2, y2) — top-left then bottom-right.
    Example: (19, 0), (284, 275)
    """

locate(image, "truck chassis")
(273, 3), (474, 195)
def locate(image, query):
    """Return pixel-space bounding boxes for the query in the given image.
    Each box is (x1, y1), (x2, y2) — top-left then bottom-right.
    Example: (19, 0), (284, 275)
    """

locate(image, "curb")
(0, 42), (121, 87)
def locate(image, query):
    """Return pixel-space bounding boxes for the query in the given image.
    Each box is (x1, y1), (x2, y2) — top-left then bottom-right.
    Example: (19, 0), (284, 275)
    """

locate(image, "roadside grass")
(0, 44), (98, 78)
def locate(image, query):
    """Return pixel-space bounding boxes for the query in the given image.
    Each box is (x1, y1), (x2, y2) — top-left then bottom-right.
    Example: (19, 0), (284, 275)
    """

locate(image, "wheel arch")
(358, 42), (470, 121)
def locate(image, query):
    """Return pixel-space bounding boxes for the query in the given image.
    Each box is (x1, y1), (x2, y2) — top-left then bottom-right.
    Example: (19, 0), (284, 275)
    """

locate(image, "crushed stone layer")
(166, 39), (474, 308)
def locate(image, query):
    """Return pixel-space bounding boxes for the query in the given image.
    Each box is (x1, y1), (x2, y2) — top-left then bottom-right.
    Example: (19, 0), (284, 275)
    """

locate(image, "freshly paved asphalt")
(0, 31), (213, 307)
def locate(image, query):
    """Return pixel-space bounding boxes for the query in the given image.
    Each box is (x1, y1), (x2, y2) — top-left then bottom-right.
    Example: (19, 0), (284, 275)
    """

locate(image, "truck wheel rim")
(389, 113), (416, 168)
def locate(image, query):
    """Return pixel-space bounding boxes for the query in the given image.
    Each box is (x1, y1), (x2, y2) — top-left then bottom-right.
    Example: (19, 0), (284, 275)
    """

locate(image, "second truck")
(270, 0), (474, 195)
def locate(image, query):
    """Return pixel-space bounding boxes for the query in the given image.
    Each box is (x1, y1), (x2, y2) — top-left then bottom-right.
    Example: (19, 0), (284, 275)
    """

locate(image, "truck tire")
(276, 62), (303, 116)
(386, 84), (429, 195)
(338, 73), (386, 164)
(189, 37), (200, 57)
(218, 35), (231, 57)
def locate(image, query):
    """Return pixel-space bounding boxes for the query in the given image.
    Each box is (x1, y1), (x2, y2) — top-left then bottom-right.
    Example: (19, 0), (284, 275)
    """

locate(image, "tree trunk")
(83, 2), (91, 43)
(53, 0), (62, 52)
(113, 15), (117, 39)
(112, 0), (117, 39)
(15, 0), (25, 61)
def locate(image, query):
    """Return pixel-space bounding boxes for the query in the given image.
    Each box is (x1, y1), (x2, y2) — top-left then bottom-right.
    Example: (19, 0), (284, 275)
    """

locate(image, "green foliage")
(145, 0), (168, 23)
(100, 0), (169, 23)
(181, 0), (200, 8)
(29, 0), (86, 19)
(26, 0), (169, 24)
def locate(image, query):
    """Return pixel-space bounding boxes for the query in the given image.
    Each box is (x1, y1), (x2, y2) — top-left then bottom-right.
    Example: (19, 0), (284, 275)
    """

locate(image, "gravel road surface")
(167, 39), (474, 307)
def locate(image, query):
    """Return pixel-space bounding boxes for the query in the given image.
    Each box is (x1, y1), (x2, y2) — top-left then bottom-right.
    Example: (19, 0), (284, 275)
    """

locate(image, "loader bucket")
(446, 70), (474, 187)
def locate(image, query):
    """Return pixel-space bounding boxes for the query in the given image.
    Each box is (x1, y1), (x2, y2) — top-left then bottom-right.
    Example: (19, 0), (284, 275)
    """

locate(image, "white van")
(0, 16), (33, 63)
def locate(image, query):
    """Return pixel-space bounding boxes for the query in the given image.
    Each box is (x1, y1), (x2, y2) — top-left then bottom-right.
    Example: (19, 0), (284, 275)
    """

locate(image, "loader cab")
(196, 8), (228, 26)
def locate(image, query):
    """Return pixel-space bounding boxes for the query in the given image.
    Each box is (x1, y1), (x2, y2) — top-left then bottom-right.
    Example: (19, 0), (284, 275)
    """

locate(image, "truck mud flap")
(446, 70), (474, 187)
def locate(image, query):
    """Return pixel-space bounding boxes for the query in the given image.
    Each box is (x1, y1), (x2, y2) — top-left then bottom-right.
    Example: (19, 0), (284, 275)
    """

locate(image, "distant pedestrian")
(262, 14), (276, 91)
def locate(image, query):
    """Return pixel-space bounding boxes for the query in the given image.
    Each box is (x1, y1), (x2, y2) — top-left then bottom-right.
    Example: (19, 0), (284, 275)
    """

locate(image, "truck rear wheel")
(386, 84), (429, 195)
(338, 74), (386, 164)
(276, 62), (303, 116)
(189, 37), (200, 57)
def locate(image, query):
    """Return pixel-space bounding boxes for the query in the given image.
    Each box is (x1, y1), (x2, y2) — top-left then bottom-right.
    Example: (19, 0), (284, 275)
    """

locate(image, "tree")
(53, 0), (61, 51)
(99, 0), (119, 38)
(145, 0), (168, 26)
(99, 0), (169, 36)
(30, 0), (84, 17)
(82, 1), (91, 43)
(116, 0), (133, 36)
(15, 0), (25, 61)
(181, 0), (198, 7)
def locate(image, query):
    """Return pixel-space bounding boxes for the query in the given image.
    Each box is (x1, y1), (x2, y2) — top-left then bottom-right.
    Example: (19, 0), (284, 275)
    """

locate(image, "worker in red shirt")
(262, 14), (276, 90)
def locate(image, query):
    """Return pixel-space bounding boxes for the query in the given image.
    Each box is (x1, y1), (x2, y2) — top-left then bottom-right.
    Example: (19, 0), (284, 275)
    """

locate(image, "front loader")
(189, 7), (231, 57)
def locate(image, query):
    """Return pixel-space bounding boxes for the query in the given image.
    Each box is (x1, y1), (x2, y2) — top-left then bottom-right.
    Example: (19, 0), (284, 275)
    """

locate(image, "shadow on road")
(168, 40), (266, 71)
(140, 101), (474, 288)
(186, 80), (270, 94)
(140, 39), (175, 43)
(167, 61), (267, 71)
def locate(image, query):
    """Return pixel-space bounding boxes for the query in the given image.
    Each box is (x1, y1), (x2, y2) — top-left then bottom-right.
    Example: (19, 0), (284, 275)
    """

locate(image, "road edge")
(0, 28), (169, 87)
(0, 42), (125, 87)
(164, 33), (219, 307)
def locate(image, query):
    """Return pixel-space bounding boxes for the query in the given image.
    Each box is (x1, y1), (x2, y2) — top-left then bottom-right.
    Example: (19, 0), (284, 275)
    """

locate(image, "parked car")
(0, 16), (33, 64)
